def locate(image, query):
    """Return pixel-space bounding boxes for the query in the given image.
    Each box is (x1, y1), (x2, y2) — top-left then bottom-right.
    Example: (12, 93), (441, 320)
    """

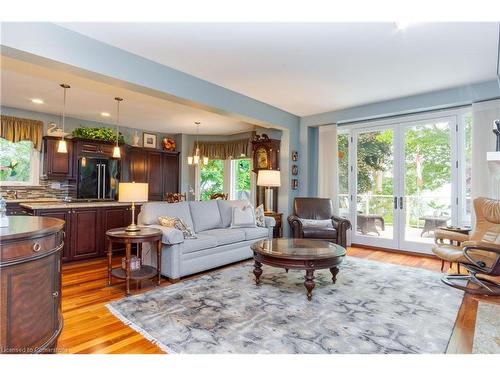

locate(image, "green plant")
(71, 126), (124, 143)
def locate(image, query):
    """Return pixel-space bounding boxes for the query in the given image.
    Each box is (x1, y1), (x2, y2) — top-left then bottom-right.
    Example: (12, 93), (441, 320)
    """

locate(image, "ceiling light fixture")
(57, 84), (70, 154)
(113, 97), (123, 159)
(188, 122), (208, 166)
(31, 98), (44, 104)
(101, 112), (111, 117)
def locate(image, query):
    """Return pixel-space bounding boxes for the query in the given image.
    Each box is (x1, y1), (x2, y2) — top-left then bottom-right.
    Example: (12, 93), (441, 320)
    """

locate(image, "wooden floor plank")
(55, 246), (499, 354)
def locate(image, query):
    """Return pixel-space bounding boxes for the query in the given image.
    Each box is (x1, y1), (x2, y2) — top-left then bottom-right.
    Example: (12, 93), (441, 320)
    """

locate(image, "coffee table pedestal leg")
(330, 266), (339, 284)
(253, 260), (263, 285)
(304, 269), (315, 301)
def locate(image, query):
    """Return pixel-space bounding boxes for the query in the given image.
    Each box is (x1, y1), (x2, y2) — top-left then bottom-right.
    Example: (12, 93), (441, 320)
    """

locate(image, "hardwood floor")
(56, 246), (499, 354)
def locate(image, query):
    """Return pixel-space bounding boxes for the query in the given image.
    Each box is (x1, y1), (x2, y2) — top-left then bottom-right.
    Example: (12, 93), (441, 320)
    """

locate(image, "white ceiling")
(59, 22), (500, 116)
(0, 56), (258, 135)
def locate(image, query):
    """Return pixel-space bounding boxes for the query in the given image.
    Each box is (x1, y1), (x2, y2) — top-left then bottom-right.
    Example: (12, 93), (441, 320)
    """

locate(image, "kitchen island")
(21, 201), (144, 262)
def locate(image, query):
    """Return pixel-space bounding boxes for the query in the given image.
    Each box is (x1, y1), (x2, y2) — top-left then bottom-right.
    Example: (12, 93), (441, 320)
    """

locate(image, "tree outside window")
(199, 159), (224, 201)
(0, 138), (35, 185)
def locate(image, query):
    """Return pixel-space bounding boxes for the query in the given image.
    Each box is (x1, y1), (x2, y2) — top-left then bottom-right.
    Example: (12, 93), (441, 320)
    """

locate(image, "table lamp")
(118, 182), (149, 232)
(257, 170), (281, 213)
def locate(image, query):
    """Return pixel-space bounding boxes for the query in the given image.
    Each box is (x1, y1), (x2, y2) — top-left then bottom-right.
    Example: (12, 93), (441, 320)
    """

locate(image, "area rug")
(107, 257), (463, 354)
(472, 302), (500, 354)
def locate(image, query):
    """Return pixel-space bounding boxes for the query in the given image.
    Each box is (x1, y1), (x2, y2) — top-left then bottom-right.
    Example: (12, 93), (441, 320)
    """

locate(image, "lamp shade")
(257, 170), (281, 187)
(118, 182), (149, 203)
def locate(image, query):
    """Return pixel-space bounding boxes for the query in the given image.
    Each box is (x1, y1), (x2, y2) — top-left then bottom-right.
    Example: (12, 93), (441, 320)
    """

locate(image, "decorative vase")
(132, 131), (140, 147)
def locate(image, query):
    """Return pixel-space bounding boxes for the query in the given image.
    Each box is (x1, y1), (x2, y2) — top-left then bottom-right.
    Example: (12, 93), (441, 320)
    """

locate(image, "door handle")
(399, 197), (404, 210)
(102, 164), (106, 199)
(97, 164), (101, 199)
(394, 197), (398, 210)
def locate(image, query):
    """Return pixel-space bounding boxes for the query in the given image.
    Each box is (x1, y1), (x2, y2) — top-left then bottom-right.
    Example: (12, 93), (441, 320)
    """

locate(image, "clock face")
(256, 147), (268, 169)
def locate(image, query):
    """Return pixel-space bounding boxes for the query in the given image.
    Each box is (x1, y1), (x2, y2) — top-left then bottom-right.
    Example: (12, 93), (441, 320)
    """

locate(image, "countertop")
(20, 201), (147, 210)
(5, 198), (60, 204)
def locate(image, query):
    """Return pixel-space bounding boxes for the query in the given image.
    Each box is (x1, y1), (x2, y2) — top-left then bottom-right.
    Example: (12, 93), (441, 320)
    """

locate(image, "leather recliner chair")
(288, 197), (351, 248)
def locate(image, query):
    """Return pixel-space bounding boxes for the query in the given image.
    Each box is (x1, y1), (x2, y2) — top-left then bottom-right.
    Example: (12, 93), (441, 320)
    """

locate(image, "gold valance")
(1, 115), (44, 151)
(194, 138), (251, 160)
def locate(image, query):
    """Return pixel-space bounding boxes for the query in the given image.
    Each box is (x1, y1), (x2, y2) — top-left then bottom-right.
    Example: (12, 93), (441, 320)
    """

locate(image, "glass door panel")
(400, 118), (453, 251)
(353, 128), (397, 248)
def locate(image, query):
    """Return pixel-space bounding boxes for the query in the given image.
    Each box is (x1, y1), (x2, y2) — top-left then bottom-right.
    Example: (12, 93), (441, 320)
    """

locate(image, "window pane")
(337, 133), (349, 217)
(462, 113), (472, 226)
(0, 139), (33, 183)
(233, 159), (251, 200)
(200, 159), (224, 201)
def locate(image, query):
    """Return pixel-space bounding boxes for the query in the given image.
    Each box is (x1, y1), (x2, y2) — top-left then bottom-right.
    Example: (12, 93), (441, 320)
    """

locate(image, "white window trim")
(0, 148), (40, 187)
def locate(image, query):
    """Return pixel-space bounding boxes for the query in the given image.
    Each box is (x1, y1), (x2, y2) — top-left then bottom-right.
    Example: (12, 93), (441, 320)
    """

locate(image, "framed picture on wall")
(292, 165), (298, 176)
(291, 151), (299, 161)
(291, 179), (299, 190)
(143, 132), (157, 148)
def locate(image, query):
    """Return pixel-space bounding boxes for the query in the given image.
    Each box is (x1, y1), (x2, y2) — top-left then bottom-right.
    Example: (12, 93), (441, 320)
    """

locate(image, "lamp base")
(264, 187), (274, 213)
(125, 223), (141, 232)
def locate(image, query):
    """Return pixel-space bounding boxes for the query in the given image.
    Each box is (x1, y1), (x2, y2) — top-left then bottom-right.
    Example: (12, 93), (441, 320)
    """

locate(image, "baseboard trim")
(350, 243), (438, 259)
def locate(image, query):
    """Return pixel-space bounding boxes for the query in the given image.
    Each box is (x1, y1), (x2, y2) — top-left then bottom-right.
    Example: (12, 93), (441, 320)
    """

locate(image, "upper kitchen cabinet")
(42, 136), (74, 180)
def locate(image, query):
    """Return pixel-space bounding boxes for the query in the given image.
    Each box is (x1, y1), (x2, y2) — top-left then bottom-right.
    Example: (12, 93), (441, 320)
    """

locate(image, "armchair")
(433, 197), (500, 296)
(288, 197), (351, 248)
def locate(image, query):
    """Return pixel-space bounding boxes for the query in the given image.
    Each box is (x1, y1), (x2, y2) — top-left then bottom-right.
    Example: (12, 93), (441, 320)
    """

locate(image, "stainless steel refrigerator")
(77, 157), (120, 200)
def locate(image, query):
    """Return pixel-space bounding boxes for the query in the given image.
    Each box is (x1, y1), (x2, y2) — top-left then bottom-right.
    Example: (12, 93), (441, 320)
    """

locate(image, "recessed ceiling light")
(101, 112), (111, 117)
(31, 98), (44, 104)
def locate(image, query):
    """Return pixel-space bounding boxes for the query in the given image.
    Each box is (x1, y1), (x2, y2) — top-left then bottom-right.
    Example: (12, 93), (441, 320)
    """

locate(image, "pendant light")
(57, 83), (70, 153)
(113, 97), (123, 158)
(188, 122), (209, 166)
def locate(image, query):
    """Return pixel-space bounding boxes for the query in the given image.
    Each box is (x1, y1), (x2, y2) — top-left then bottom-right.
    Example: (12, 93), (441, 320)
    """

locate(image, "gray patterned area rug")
(472, 302), (500, 353)
(107, 257), (463, 354)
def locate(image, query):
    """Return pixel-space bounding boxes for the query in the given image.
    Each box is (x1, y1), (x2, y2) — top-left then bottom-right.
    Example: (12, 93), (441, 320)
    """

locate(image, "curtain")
(317, 124), (339, 214)
(1, 115), (44, 151)
(471, 99), (500, 200)
(194, 138), (251, 160)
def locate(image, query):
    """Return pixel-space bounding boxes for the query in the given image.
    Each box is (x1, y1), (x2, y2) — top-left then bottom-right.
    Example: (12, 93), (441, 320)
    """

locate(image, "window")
(460, 113), (473, 226)
(337, 133), (350, 217)
(0, 138), (39, 186)
(199, 159), (224, 201)
(230, 158), (251, 200)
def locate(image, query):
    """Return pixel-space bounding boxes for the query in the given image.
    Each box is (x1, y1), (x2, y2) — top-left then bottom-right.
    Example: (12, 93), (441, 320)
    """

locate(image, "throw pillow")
(231, 205), (257, 228)
(299, 218), (333, 228)
(255, 204), (266, 227)
(158, 216), (197, 239)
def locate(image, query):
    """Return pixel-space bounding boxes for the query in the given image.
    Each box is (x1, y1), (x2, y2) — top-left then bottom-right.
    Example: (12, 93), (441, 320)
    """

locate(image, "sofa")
(138, 199), (275, 280)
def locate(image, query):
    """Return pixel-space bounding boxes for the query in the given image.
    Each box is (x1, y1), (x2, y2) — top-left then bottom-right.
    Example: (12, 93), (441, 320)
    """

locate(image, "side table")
(106, 227), (163, 295)
(264, 212), (283, 238)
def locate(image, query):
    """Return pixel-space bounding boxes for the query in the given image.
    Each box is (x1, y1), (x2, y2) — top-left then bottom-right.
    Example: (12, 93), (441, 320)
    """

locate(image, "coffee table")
(251, 238), (346, 301)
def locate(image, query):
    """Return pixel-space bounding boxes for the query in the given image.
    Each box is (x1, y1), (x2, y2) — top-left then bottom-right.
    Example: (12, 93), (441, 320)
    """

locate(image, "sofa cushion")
(140, 202), (194, 229)
(189, 200), (223, 232)
(200, 228), (246, 246)
(303, 227), (337, 240)
(231, 205), (256, 228)
(181, 234), (219, 254)
(217, 199), (251, 227)
(238, 227), (270, 241)
(146, 224), (184, 245)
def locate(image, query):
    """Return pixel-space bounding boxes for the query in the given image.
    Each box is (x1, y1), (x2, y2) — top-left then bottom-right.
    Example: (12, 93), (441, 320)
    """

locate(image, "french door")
(346, 110), (468, 254)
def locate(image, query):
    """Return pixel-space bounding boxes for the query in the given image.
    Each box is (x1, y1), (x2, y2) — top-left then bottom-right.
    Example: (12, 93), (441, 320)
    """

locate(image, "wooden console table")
(264, 212), (283, 238)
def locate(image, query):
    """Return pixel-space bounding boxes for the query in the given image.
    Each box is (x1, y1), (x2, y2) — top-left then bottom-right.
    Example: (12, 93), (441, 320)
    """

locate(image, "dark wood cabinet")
(6, 202), (31, 216)
(27, 205), (140, 263)
(162, 153), (180, 195)
(42, 136), (74, 180)
(125, 146), (180, 200)
(0, 216), (64, 353)
(70, 208), (100, 260)
(147, 151), (163, 201)
(38, 209), (72, 261)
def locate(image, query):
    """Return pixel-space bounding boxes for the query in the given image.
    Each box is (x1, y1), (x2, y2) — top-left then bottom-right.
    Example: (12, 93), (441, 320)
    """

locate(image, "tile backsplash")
(0, 179), (76, 200)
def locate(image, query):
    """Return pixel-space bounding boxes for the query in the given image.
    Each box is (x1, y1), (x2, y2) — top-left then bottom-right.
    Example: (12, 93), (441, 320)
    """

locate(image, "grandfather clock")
(251, 134), (280, 212)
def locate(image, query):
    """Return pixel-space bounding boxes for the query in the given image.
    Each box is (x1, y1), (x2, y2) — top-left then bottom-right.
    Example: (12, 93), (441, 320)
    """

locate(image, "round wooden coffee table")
(251, 238), (346, 301)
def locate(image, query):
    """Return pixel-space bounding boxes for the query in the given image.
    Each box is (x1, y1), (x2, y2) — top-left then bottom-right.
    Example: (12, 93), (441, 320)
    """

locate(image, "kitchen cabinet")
(42, 136), (74, 180)
(26, 205), (140, 263)
(125, 146), (180, 200)
(0, 216), (64, 353)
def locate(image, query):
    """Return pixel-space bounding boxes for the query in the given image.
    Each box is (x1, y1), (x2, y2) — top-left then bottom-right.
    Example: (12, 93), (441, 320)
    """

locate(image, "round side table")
(106, 227), (163, 295)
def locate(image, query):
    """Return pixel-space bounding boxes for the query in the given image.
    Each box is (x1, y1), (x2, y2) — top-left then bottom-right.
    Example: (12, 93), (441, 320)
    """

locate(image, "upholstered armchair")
(288, 197), (351, 248)
(432, 197), (500, 296)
